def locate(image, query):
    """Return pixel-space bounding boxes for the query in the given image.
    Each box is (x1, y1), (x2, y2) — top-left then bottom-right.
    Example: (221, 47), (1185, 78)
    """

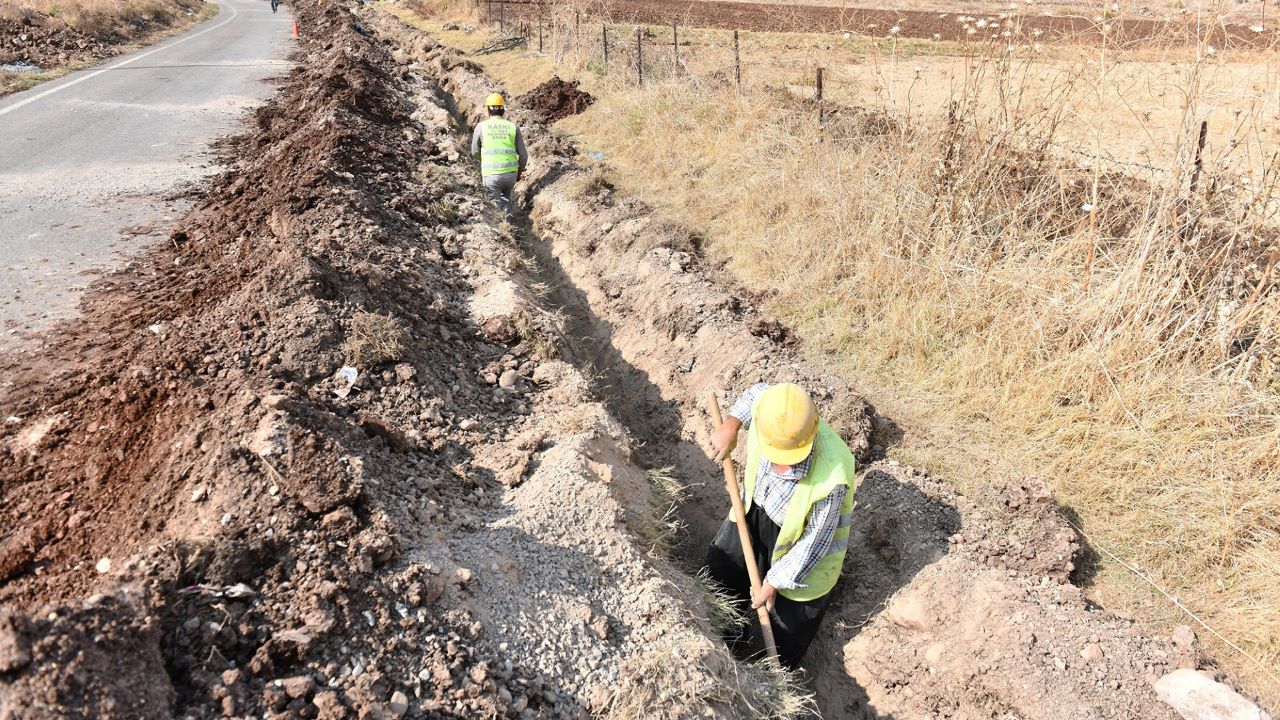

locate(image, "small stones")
(94, 558), (111, 574)
(281, 675), (317, 699)
(388, 690), (409, 717)
(498, 369), (518, 389)
(190, 485), (208, 502)
(394, 363), (417, 382)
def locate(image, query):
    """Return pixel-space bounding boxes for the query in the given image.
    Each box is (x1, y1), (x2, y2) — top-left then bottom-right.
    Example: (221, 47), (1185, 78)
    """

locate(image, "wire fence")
(440, 0), (1280, 204)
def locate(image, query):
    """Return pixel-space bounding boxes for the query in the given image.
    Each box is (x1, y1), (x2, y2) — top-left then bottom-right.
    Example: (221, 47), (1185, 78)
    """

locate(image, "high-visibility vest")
(478, 117), (520, 177)
(740, 409), (856, 602)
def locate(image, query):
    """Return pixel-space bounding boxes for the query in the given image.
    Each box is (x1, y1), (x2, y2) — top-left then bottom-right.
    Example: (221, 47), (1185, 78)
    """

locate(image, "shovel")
(707, 392), (780, 664)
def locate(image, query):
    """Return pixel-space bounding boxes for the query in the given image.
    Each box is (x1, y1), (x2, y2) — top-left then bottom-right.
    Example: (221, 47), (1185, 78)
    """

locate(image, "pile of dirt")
(0, 0), (204, 71)
(0, 15), (109, 67)
(517, 76), (595, 124)
(390, 13), (1276, 719)
(0, 1), (803, 717)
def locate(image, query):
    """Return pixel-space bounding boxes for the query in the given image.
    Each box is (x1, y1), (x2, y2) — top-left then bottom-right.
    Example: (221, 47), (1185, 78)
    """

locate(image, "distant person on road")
(706, 382), (857, 669)
(470, 93), (528, 221)
(270, 0), (279, 13)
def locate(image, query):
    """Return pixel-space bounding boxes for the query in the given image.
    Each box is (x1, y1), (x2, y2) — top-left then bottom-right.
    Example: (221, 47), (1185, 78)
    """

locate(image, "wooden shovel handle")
(708, 392), (780, 663)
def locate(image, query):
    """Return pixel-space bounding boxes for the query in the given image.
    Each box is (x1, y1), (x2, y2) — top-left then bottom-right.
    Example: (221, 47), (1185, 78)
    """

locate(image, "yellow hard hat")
(755, 383), (818, 466)
(485, 93), (505, 108)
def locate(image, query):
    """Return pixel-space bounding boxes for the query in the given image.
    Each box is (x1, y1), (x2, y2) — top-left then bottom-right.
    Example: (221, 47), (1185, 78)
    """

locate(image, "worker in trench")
(707, 382), (857, 669)
(470, 93), (528, 222)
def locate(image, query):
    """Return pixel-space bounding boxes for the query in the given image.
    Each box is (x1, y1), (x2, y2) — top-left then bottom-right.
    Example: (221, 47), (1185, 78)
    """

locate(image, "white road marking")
(0, 0), (243, 118)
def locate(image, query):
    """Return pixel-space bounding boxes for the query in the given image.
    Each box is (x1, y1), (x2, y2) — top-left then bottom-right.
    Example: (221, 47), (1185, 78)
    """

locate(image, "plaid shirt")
(730, 383), (847, 591)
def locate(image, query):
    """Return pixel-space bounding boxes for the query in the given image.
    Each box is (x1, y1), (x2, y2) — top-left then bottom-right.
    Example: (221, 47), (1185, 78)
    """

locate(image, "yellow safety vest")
(740, 412), (856, 602)
(479, 117), (519, 177)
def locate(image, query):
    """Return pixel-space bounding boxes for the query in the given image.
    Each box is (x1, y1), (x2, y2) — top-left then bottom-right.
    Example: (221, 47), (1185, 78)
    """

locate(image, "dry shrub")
(343, 310), (410, 366)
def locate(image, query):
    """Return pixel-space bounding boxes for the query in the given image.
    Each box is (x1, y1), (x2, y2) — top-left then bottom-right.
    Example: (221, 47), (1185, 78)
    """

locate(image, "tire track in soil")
(381, 12), (1256, 719)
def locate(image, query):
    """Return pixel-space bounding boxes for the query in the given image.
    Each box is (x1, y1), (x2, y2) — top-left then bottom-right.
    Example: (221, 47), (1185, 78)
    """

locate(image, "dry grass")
(604, 636), (816, 720)
(0, 0), (207, 42)
(639, 465), (689, 556)
(343, 310), (410, 366)
(396, 0), (1280, 705)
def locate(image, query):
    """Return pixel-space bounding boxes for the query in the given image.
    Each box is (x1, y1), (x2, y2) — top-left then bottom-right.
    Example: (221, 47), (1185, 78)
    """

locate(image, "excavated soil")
(0, 0), (1266, 717)
(0, 0), (204, 70)
(517, 77), (594, 125)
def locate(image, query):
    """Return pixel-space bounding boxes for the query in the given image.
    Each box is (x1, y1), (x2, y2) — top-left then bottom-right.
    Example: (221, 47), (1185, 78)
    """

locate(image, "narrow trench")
(413, 59), (944, 719)
(423, 77), (722, 573)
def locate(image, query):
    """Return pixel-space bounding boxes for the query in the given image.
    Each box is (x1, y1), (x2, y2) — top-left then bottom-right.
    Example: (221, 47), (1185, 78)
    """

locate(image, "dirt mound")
(0, 16), (108, 67)
(0, 0), (202, 70)
(517, 76), (595, 124)
(0, 1), (800, 716)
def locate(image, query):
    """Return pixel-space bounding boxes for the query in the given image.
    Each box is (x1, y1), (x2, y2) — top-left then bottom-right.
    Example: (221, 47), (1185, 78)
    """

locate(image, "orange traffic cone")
(292, 19), (300, 37)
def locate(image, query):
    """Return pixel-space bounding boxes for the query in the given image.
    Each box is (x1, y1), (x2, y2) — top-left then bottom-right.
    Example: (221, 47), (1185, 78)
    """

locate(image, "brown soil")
(499, 0), (1279, 48)
(0, 0), (1269, 717)
(517, 76), (594, 124)
(0, 0), (205, 70)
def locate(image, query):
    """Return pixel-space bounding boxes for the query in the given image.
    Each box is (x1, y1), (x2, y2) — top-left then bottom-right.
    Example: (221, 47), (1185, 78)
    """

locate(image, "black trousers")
(704, 504), (833, 669)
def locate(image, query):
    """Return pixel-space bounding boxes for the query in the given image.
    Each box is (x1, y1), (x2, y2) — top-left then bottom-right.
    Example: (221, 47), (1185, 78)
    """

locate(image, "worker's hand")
(751, 582), (777, 613)
(517, 169), (524, 182)
(710, 417), (742, 463)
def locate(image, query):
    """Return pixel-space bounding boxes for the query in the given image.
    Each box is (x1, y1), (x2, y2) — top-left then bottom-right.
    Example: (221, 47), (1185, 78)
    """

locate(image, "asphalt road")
(0, 0), (294, 354)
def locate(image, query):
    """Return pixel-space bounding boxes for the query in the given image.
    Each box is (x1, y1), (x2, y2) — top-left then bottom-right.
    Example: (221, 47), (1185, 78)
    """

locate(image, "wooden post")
(499, 0), (504, 30)
(816, 66), (825, 131)
(636, 28), (643, 85)
(673, 22), (679, 68)
(575, 9), (581, 51)
(603, 24), (608, 66)
(486, 0), (491, 22)
(1189, 120), (1209, 193)
(539, 17), (544, 52)
(733, 30), (741, 89)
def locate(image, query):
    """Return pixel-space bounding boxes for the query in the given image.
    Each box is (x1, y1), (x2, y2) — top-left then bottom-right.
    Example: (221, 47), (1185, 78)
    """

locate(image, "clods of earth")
(0, 1), (1274, 719)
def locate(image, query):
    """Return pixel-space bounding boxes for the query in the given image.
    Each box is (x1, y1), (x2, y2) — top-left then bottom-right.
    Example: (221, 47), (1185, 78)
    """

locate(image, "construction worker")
(706, 382), (856, 669)
(470, 93), (528, 221)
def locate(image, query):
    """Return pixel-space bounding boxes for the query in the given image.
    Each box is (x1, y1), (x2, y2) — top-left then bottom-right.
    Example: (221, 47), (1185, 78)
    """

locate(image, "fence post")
(673, 22), (678, 68)
(636, 28), (643, 85)
(1189, 120), (1209, 193)
(539, 17), (544, 52)
(733, 30), (741, 89)
(603, 24), (609, 66)
(499, 0), (504, 31)
(486, 0), (491, 22)
(816, 67), (825, 137)
(575, 10), (581, 51)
